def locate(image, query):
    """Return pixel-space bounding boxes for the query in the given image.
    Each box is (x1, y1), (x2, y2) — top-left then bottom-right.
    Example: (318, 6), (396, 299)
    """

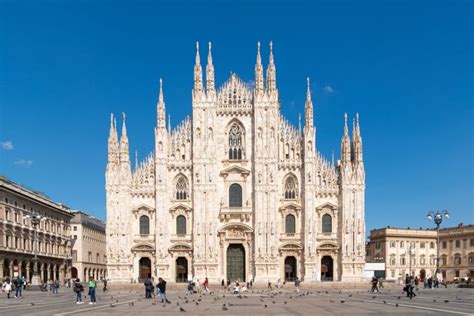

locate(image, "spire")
(353, 113), (363, 163)
(305, 77), (314, 127)
(298, 113), (302, 134)
(157, 78), (166, 129)
(120, 112), (130, 162)
(107, 113), (119, 162)
(266, 41), (276, 92)
(193, 41), (203, 94)
(168, 114), (171, 134)
(206, 41), (215, 94)
(340, 113), (351, 164)
(255, 41), (264, 93)
(135, 150), (138, 170)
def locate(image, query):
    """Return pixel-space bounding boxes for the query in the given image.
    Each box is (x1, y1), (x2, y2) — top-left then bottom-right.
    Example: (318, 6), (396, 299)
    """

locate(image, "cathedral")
(105, 42), (366, 284)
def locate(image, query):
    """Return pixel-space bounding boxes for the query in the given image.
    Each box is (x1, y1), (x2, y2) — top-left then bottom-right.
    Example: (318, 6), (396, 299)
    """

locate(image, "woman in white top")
(2, 279), (12, 299)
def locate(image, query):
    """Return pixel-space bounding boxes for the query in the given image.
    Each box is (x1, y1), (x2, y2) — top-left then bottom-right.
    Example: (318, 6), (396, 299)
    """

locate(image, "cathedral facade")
(105, 42), (366, 284)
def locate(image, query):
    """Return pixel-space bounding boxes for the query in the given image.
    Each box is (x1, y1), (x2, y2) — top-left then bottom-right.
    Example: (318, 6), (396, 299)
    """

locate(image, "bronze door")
(227, 244), (245, 282)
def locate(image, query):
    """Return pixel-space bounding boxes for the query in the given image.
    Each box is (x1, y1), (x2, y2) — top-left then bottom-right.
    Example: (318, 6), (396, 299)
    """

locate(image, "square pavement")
(0, 285), (473, 315)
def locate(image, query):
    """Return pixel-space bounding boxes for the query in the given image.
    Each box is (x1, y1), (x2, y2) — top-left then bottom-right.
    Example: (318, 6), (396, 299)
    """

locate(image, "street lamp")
(24, 212), (45, 289)
(426, 209), (449, 276)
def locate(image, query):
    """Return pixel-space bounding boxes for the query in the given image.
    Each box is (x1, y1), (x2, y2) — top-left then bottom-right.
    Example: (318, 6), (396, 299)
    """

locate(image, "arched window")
(175, 176), (188, 200)
(322, 214), (332, 233)
(284, 176), (297, 199)
(228, 124), (243, 160)
(454, 254), (462, 265)
(229, 184), (242, 207)
(139, 215), (150, 235)
(285, 214), (296, 234)
(176, 215), (186, 235)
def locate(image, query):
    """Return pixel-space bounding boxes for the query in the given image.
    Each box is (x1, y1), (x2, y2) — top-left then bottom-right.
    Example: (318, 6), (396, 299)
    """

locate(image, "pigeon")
(330, 299), (335, 303)
(243, 295), (248, 299)
(433, 299), (437, 302)
(109, 304), (115, 308)
(31, 303), (35, 306)
(260, 299), (264, 302)
(340, 301), (345, 304)
(349, 295), (352, 297)
(264, 304), (268, 308)
(444, 300), (449, 303)
(116, 299), (119, 303)
(383, 301), (387, 304)
(396, 303), (399, 307)
(129, 302), (135, 306)
(185, 300), (189, 303)
(397, 296), (401, 300)
(284, 301), (287, 304)
(372, 296), (376, 299)
(222, 306), (228, 311)
(152, 302), (156, 305)
(177, 302), (180, 306)
(272, 301), (276, 304)
(179, 306), (186, 312)
(196, 302), (199, 306)
(162, 304), (166, 307)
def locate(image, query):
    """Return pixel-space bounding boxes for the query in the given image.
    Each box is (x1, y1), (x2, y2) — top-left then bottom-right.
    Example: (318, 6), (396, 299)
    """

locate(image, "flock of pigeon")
(102, 287), (464, 313)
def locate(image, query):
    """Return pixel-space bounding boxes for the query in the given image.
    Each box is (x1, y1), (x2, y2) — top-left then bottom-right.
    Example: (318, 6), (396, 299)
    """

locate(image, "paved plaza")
(0, 285), (473, 315)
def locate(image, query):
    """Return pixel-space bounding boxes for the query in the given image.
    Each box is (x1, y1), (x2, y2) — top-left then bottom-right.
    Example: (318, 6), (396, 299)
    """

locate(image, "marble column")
(26, 262), (31, 282)
(0, 261), (3, 279)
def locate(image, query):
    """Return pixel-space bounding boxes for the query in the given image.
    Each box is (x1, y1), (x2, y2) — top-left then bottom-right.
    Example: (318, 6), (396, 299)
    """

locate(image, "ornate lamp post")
(24, 212), (45, 288)
(426, 209), (449, 276)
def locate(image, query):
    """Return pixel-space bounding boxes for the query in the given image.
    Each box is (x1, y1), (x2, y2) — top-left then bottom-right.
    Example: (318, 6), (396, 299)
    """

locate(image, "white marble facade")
(105, 42), (366, 284)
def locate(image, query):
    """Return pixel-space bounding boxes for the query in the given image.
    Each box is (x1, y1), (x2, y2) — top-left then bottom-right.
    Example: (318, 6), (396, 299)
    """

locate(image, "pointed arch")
(174, 174), (189, 200)
(226, 119), (245, 160)
(283, 173), (298, 200)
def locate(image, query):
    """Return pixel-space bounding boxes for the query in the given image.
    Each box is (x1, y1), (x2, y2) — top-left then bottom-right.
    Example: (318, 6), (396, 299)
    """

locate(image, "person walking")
(203, 277), (209, 294)
(378, 278), (384, 289)
(371, 276), (379, 293)
(267, 281), (273, 291)
(103, 278), (108, 292)
(294, 277), (301, 293)
(73, 279), (84, 304)
(144, 275), (154, 299)
(53, 279), (60, 295)
(88, 277), (97, 304)
(221, 279), (225, 290)
(2, 278), (12, 299)
(409, 276), (417, 299)
(157, 278), (170, 303)
(15, 276), (23, 298)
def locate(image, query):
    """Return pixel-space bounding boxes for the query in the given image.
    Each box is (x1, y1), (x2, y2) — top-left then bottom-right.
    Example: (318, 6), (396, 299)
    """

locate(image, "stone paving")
(0, 285), (473, 315)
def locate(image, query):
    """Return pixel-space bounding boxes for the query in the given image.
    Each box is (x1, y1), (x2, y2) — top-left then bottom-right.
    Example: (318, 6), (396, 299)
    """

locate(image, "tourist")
(187, 281), (194, 294)
(14, 276), (23, 298)
(53, 279), (60, 294)
(277, 278), (281, 289)
(267, 281), (273, 291)
(73, 279), (84, 304)
(294, 277), (301, 293)
(157, 277), (171, 303)
(249, 280), (253, 289)
(144, 275), (154, 298)
(233, 281), (240, 294)
(2, 278), (12, 299)
(48, 278), (54, 294)
(203, 277), (209, 294)
(88, 277), (97, 304)
(103, 278), (108, 292)
(371, 276), (379, 293)
(221, 279), (225, 290)
(378, 278), (384, 289)
(409, 276), (417, 299)
(22, 276), (28, 290)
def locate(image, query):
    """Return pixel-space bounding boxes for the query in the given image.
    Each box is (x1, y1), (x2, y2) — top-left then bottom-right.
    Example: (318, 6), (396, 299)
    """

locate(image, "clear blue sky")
(1, 1), (472, 233)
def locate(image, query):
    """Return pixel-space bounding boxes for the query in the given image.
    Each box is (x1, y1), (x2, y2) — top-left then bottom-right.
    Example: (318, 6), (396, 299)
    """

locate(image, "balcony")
(219, 207), (252, 222)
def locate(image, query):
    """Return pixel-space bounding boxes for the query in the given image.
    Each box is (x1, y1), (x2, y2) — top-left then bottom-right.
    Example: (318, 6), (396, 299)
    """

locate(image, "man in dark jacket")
(73, 279), (84, 304)
(157, 278), (170, 303)
(144, 275), (154, 299)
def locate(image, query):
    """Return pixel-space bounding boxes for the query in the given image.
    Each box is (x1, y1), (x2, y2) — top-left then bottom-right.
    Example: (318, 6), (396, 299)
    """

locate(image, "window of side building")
(455, 240), (461, 248)
(442, 241), (447, 249)
(420, 242), (425, 249)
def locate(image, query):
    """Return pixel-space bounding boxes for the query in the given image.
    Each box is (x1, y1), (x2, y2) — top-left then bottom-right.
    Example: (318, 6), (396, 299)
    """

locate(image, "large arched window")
(175, 176), (188, 200)
(284, 176), (298, 199)
(139, 215), (150, 235)
(228, 124), (243, 160)
(322, 214), (332, 233)
(176, 215), (186, 235)
(229, 183), (243, 207)
(285, 214), (296, 234)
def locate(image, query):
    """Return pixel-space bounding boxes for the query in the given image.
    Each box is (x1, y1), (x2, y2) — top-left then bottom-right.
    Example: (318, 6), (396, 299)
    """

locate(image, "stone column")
(59, 265), (65, 283)
(0, 261), (3, 279)
(9, 262), (13, 278)
(40, 264), (45, 283)
(26, 262), (31, 282)
(46, 264), (51, 281)
(53, 265), (57, 281)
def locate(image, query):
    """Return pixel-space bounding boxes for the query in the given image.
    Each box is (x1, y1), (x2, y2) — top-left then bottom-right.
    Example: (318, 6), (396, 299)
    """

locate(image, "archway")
(420, 269), (426, 281)
(176, 257), (188, 283)
(227, 244), (245, 282)
(139, 257), (152, 282)
(321, 256), (333, 281)
(71, 267), (78, 279)
(20, 262), (27, 278)
(3, 258), (10, 278)
(284, 256), (297, 282)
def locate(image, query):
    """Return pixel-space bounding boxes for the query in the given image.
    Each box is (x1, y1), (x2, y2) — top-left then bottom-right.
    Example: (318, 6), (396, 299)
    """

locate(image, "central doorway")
(176, 257), (188, 283)
(321, 256), (333, 281)
(227, 244), (245, 282)
(139, 257), (151, 282)
(285, 256), (297, 281)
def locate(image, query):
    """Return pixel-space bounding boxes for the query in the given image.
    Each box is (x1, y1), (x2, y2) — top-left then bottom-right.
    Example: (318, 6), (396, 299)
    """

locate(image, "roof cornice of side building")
(368, 226), (438, 239)
(0, 176), (73, 218)
(70, 210), (106, 231)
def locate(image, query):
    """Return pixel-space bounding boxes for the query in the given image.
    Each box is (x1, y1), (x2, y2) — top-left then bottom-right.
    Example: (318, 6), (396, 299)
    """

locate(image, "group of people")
(2, 276), (27, 298)
(73, 277), (99, 304)
(370, 276), (384, 293)
(143, 276), (172, 303)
